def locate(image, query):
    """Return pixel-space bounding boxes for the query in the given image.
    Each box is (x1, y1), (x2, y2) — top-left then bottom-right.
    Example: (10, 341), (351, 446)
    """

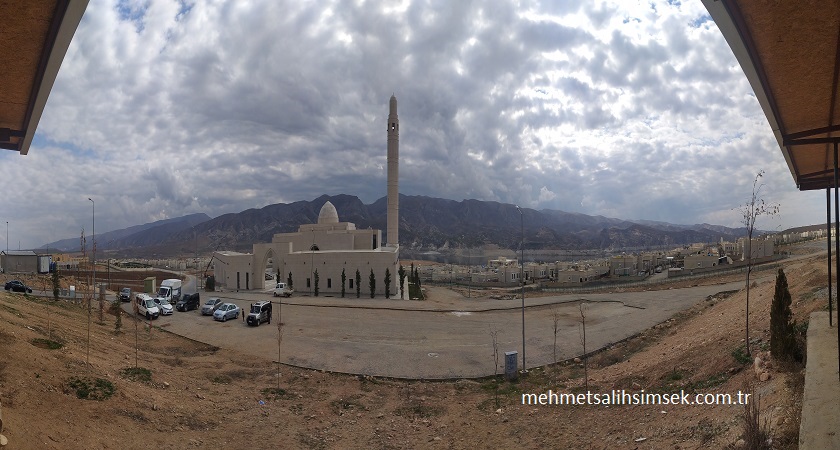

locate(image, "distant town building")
(738, 237), (774, 260)
(684, 252), (721, 269)
(610, 254), (638, 276)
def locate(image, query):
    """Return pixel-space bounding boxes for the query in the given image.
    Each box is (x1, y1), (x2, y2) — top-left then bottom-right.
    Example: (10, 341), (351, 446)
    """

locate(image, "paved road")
(121, 277), (755, 379)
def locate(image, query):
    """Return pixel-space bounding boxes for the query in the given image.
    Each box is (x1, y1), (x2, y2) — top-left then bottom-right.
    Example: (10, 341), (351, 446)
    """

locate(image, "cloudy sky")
(0, 0), (823, 249)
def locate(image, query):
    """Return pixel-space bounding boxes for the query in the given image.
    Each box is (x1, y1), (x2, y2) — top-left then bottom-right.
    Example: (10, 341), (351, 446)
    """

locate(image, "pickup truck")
(273, 282), (293, 297)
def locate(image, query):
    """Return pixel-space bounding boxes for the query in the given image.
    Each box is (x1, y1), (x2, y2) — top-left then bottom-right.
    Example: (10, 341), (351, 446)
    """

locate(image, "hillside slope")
(0, 249), (820, 448)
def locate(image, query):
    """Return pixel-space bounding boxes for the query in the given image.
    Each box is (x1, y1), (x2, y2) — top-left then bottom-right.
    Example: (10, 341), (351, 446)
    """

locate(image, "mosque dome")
(318, 201), (339, 224)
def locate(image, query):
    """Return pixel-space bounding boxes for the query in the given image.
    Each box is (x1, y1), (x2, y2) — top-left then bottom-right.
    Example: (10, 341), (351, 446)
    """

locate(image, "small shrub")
(688, 373), (729, 392)
(331, 396), (366, 414)
(261, 387), (288, 400)
(211, 374), (232, 384)
(31, 338), (63, 350)
(395, 403), (444, 418)
(742, 385), (772, 449)
(119, 367), (152, 383)
(664, 368), (684, 382)
(66, 376), (115, 400)
(732, 345), (752, 365)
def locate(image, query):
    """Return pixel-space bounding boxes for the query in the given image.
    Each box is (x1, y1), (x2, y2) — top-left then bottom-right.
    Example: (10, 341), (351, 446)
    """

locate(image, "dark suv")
(176, 292), (200, 312)
(119, 287), (132, 302)
(246, 301), (272, 326)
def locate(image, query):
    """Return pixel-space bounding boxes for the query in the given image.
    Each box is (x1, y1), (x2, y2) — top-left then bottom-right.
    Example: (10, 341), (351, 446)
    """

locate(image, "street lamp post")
(516, 205), (525, 371)
(194, 227), (198, 291)
(89, 198), (95, 294)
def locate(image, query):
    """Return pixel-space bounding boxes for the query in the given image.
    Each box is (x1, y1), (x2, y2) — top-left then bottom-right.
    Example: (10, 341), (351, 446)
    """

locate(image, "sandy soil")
(0, 253), (823, 449)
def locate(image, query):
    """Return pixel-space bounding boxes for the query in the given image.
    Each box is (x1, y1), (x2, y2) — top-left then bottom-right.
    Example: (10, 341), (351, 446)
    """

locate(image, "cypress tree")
(398, 264), (406, 299)
(369, 269), (376, 298)
(770, 268), (798, 361)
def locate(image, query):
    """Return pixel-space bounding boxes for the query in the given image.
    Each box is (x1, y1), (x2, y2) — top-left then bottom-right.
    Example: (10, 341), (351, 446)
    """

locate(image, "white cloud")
(0, 0), (819, 249)
(538, 186), (557, 203)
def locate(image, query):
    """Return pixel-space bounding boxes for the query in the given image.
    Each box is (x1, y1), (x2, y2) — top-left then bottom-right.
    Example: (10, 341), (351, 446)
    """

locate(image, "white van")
(135, 293), (160, 320)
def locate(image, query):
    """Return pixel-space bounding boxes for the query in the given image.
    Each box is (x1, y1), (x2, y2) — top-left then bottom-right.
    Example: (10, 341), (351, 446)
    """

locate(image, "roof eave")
(701, 0), (798, 187)
(19, 0), (88, 156)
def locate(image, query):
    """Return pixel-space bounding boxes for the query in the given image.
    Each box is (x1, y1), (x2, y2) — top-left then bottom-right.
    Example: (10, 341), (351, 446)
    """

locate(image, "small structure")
(0, 251), (38, 274)
(143, 277), (156, 295)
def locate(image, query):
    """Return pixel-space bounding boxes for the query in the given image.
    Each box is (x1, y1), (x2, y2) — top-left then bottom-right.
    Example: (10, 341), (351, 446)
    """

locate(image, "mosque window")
(327, 278), (332, 288)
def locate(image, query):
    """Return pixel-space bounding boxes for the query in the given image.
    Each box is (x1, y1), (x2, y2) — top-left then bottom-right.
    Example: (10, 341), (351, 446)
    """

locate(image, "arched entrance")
(252, 245), (277, 290)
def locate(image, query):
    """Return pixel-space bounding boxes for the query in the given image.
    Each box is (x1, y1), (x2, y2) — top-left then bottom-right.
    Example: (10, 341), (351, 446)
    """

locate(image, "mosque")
(213, 95), (401, 297)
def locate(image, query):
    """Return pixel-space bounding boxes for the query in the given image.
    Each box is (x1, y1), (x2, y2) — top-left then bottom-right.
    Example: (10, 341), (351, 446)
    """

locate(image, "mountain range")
(37, 194), (752, 257)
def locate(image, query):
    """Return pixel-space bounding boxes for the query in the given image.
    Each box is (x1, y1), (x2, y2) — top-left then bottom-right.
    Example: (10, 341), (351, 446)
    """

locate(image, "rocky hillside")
(39, 195), (749, 257)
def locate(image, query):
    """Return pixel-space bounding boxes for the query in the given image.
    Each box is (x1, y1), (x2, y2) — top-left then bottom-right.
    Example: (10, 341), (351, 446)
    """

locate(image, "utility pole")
(89, 198), (96, 295)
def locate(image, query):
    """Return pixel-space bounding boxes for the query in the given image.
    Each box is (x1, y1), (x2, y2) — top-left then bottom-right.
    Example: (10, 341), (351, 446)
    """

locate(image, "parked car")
(135, 293), (160, 320)
(119, 287), (132, 302)
(246, 301), (272, 326)
(153, 297), (174, 316)
(4, 280), (32, 293)
(201, 297), (224, 316)
(176, 292), (200, 312)
(213, 303), (240, 322)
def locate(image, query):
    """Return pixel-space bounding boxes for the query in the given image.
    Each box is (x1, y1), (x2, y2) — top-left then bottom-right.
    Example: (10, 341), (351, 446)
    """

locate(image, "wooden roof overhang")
(0, 0), (88, 155)
(703, 0), (840, 191)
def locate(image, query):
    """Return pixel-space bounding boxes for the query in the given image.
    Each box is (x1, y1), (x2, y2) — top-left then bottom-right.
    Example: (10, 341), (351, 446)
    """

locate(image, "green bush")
(31, 338), (63, 350)
(119, 367), (152, 383)
(732, 345), (752, 365)
(66, 376), (115, 400)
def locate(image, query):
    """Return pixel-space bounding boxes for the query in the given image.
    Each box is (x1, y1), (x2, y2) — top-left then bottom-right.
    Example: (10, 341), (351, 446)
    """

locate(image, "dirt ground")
(0, 252), (824, 449)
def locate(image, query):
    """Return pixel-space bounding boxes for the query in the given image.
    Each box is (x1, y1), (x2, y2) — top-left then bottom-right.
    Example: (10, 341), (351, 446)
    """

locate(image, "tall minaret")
(387, 94), (399, 247)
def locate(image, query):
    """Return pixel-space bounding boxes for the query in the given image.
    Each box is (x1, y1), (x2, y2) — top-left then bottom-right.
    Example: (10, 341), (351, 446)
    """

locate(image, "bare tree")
(51, 266), (60, 340)
(489, 326), (500, 376)
(736, 170), (779, 356)
(40, 275), (52, 339)
(95, 236), (103, 324)
(133, 298), (140, 368)
(489, 326), (501, 408)
(552, 307), (561, 378)
(81, 228), (91, 368)
(276, 299), (284, 390)
(579, 302), (588, 392)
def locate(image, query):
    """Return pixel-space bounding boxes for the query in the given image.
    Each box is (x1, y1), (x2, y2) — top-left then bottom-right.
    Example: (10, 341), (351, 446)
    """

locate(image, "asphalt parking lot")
(120, 278), (749, 379)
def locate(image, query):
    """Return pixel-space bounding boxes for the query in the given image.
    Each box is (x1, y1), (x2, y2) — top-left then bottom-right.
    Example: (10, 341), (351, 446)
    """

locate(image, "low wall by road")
(799, 311), (840, 449)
